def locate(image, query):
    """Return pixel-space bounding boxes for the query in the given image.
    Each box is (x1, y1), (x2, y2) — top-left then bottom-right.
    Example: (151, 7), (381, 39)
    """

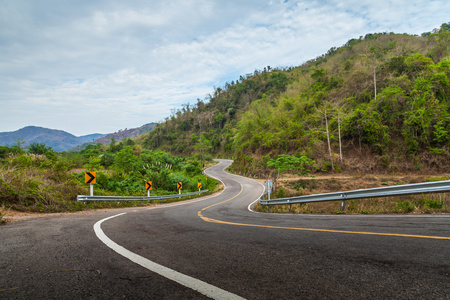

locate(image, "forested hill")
(138, 23), (450, 174)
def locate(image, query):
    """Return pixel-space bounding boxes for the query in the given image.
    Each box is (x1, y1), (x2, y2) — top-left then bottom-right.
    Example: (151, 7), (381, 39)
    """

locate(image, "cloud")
(0, 0), (449, 135)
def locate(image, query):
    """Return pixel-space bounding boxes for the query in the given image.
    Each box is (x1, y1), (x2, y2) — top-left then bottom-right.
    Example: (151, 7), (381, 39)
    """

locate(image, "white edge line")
(94, 213), (245, 300)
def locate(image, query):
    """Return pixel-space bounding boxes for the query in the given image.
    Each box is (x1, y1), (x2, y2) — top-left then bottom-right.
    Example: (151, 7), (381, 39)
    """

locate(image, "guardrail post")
(340, 200), (346, 212)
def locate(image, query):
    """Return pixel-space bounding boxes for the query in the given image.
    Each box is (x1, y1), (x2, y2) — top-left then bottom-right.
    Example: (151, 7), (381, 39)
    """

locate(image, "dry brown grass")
(0, 205), (11, 224)
(256, 194), (450, 214)
(0, 155), (88, 212)
(256, 173), (450, 214)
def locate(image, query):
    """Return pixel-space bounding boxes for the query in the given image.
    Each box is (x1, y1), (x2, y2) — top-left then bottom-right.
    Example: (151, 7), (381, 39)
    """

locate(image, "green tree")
(0, 146), (10, 159)
(267, 154), (315, 176)
(112, 146), (141, 173)
(194, 134), (212, 167)
(402, 108), (430, 153)
(269, 72), (290, 91)
(100, 152), (115, 168)
(81, 144), (103, 160)
(27, 143), (53, 155)
(215, 112), (226, 129)
(440, 22), (450, 32)
(84, 156), (103, 171)
(10, 139), (25, 155)
(344, 108), (390, 154)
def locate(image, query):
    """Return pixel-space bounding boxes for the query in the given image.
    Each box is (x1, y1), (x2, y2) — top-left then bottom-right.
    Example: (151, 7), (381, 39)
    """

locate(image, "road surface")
(1, 160), (449, 299)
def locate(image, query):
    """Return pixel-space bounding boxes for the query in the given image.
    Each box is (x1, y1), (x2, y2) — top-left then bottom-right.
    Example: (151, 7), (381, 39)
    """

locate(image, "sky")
(1, 0), (449, 136)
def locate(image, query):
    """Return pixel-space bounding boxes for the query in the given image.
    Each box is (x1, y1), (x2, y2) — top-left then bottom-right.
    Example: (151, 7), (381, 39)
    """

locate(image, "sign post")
(198, 182), (202, 192)
(85, 172), (96, 196)
(177, 182), (182, 195)
(146, 181), (152, 197)
(264, 180), (273, 201)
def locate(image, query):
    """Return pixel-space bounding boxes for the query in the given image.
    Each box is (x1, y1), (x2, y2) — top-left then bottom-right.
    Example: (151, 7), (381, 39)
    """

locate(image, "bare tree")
(334, 105), (346, 163)
(323, 106), (334, 171)
(337, 110), (343, 163)
(317, 104), (335, 171)
(374, 66), (377, 100)
(196, 114), (204, 168)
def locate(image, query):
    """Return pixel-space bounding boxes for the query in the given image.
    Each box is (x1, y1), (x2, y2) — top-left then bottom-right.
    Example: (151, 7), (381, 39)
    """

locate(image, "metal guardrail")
(77, 190), (209, 202)
(259, 180), (450, 207)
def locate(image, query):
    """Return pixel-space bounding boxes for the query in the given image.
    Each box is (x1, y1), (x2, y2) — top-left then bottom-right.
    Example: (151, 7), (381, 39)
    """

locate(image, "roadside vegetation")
(256, 195), (450, 214)
(252, 174), (450, 214)
(0, 140), (219, 216)
(2, 24), (450, 218)
(0, 206), (11, 224)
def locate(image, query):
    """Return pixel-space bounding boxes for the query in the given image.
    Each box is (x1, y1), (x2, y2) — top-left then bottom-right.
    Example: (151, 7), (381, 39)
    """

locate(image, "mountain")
(0, 126), (104, 152)
(94, 123), (157, 145)
(0, 126), (105, 152)
(139, 23), (450, 174)
(0, 123), (158, 152)
(68, 123), (157, 151)
(78, 134), (107, 144)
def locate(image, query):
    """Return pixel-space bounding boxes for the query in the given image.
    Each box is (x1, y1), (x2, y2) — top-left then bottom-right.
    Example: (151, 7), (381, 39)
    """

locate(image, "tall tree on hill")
(320, 105), (334, 171)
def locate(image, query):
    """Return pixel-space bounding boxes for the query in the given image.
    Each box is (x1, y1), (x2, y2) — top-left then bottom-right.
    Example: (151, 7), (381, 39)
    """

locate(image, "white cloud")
(0, 0), (449, 135)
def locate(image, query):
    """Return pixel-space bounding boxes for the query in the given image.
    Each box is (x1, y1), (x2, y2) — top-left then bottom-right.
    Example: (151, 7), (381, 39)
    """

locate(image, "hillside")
(138, 23), (450, 175)
(70, 123), (156, 151)
(0, 126), (105, 152)
(94, 123), (156, 145)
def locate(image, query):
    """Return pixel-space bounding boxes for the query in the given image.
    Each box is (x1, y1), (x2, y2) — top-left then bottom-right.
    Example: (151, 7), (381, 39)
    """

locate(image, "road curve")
(1, 159), (450, 299)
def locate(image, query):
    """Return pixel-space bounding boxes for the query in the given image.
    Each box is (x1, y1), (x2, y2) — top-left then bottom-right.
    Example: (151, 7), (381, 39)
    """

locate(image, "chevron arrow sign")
(85, 172), (96, 184)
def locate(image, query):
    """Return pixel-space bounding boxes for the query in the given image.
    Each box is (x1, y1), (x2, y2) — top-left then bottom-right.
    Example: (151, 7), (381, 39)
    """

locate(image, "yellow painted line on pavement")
(198, 183), (450, 241)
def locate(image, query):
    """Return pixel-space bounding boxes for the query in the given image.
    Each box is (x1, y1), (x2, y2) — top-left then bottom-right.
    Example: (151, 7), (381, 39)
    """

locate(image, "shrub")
(185, 161), (202, 176)
(426, 199), (443, 209)
(167, 173), (192, 191)
(277, 187), (287, 198)
(397, 200), (415, 212)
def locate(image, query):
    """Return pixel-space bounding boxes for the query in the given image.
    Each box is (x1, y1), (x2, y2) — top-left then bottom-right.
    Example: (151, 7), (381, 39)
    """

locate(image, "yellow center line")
(197, 182), (450, 241)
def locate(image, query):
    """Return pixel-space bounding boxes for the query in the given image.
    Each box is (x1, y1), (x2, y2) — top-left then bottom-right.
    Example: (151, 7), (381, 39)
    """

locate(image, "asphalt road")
(1, 159), (450, 299)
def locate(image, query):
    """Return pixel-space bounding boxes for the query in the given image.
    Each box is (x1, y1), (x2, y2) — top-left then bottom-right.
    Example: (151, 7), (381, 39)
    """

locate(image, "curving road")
(1, 159), (450, 299)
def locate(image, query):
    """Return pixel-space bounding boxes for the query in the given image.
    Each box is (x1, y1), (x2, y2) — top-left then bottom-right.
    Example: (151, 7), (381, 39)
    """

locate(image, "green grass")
(0, 206), (11, 224)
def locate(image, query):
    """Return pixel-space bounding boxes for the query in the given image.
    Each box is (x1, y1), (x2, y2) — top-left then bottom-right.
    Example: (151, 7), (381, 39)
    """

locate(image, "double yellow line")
(198, 183), (450, 241)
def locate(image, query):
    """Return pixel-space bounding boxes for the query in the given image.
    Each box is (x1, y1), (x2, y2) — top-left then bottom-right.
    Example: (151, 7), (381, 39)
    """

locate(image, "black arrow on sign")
(86, 172), (96, 184)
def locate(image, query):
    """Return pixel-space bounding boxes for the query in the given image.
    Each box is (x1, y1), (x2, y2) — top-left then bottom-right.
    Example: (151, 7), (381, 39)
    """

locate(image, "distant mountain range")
(70, 123), (157, 151)
(93, 123), (156, 145)
(0, 123), (156, 152)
